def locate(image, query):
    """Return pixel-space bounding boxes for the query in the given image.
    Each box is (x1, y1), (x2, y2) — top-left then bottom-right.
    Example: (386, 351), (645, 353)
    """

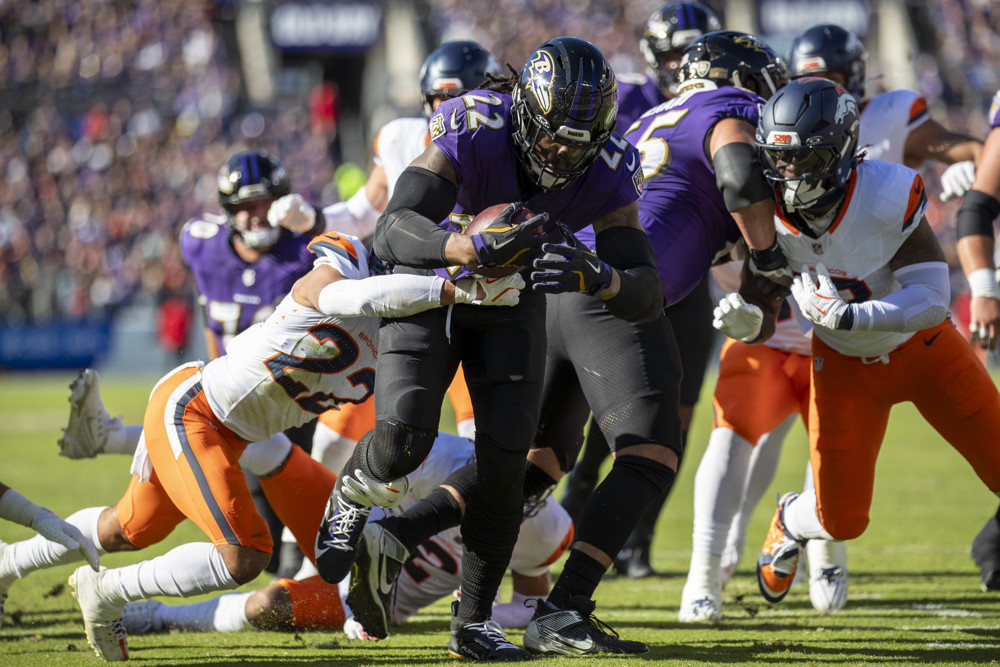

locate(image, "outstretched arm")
(0, 482), (99, 571)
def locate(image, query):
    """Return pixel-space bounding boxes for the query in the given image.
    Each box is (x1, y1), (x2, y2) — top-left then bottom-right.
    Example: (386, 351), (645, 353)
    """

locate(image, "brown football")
(462, 203), (539, 278)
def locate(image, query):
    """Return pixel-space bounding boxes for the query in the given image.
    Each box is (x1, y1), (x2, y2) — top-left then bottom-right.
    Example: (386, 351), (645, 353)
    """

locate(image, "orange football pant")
(809, 319), (1000, 540)
(117, 363), (271, 552)
(712, 338), (812, 444)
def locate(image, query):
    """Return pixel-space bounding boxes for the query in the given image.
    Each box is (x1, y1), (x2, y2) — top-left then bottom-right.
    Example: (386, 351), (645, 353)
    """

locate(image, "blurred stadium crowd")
(0, 0), (998, 333)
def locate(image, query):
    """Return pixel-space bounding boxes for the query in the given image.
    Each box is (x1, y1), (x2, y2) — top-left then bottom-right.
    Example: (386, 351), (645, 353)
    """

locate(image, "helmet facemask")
(217, 151), (290, 250)
(760, 144), (851, 211)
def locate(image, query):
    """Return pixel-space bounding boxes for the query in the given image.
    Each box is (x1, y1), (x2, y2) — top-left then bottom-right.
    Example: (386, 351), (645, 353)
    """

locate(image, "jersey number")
(403, 538), (460, 583)
(627, 108), (690, 181)
(264, 323), (375, 414)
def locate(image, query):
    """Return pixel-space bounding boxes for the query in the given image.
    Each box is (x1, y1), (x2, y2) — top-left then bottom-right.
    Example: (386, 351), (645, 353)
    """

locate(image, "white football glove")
(453, 273), (525, 307)
(267, 193), (317, 233)
(712, 293), (763, 342)
(791, 263), (849, 330)
(31, 508), (100, 571)
(939, 161), (976, 202)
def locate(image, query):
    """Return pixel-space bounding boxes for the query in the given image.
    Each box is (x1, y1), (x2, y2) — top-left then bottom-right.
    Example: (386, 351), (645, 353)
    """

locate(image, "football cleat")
(315, 489), (371, 584)
(447, 602), (533, 662)
(341, 469), (409, 509)
(60, 369), (122, 459)
(523, 596), (648, 656)
(678, 595), (722, 623)
(121, 600), (165, 634)
(345, 521), (409, 640)
(69, 565), (128, 661)
(612, 541), (656, 580)
(0, 541), (14, 630)
(0, 593), (6, 631)
(756, 493), (806, 603)
(971, 513), (1000, 592)
(808, 539), (848, 613)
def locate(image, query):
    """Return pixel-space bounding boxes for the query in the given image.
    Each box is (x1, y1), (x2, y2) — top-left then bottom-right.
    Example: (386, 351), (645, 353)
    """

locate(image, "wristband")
(0, 488), (40, 527)
(748, 239), (784, 271)
(968, 267), (1000, 299)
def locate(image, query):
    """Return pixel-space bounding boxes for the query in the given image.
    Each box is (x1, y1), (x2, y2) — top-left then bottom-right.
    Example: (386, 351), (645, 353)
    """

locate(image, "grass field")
(1, 370), (998, 666)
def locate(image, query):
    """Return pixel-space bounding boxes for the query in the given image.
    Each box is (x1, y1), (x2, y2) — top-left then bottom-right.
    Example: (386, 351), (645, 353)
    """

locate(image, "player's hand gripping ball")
(465, 203), (558, 277)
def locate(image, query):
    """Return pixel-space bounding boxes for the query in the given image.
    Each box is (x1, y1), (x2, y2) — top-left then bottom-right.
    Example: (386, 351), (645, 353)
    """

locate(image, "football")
(463, 203), (539, 278)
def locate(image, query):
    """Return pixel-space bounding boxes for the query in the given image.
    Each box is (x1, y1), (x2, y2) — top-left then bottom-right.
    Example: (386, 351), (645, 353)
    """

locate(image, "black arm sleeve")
(595, 226), (664, 323)
(372, 166), (459, 268)
(956, 189), (1000, 240)
(714, 142), (772, 212)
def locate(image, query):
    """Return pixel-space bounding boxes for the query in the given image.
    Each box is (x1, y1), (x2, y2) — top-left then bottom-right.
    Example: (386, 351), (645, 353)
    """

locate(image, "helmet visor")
(760, 145), (839, 182)
(524, 123), (604, 188)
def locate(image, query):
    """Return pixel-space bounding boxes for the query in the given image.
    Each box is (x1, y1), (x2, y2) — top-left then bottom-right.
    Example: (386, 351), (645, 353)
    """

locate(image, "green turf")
(1, 370), (998, 665)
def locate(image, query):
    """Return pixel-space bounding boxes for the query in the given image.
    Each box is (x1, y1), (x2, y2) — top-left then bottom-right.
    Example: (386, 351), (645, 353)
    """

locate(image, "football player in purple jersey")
(560, 0), (725, 578)
(957, 90), (1000, 591)
(313, 36), (666, 660)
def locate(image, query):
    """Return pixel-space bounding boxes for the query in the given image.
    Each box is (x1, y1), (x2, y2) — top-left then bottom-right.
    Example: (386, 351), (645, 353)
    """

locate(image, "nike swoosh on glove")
(471, 204), (557, 268)
(791, 263), (849, 330)
(712, 292), (763, 342)
(531, 221), (613, 295)
(454, 273), (525, 306)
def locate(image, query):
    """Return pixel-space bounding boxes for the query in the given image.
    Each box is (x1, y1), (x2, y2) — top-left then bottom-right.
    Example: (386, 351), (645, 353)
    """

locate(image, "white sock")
(688, 428), (752, 592)
(9, 506), (107, 578)
(783, 490), (834, 540)
(239, 433), (293, 477)
(105, 425), (143, 456)
(155, 592), (252, 632)
(692, 428), (753, 557)
(110, 543), (238, 603)
(728, 414), (797, 551)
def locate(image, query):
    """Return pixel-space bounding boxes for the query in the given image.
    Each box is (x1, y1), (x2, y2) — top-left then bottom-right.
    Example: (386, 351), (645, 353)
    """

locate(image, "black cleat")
(447, 602), (533, 662)
(315, 490), (371, 584)
(971, 513), (1000, 592)
(345, 521), (409, 639)
(523, 596), (648, 655)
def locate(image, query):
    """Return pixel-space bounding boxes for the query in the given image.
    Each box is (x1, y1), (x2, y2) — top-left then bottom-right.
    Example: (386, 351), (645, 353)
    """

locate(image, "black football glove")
(471, 204), (556, 268)
(747, 238), (792, 287)
(531, 221), (613, 295)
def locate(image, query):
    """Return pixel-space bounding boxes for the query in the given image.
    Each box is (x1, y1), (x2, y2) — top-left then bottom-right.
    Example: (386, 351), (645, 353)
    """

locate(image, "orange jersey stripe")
(908, 95), (929, 123)
(902, 174), (927, 231)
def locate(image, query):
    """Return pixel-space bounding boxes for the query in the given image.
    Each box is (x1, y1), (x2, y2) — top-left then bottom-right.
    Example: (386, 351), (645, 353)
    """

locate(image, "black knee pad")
(369, 420), (437, 480)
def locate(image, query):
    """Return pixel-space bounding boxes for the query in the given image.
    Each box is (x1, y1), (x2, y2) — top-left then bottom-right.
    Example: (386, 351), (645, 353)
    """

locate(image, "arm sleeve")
(316, 274), (446, 318)
(373, 167), (458, 268)
(848, 262), (949, 332)
(594, 225), (664, 323)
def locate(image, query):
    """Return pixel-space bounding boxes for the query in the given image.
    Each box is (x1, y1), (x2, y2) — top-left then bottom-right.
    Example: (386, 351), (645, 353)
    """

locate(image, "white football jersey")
(373, 117), (430, 202)
(857, 89), (929, 165)
(776, 160), (928, 358)
(202, 233), (378, 443)
(379, 432), (573, 625)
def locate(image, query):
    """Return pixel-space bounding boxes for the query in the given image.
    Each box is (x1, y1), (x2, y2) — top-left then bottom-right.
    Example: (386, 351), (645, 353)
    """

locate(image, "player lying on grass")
(0, 230), (523, 662)
(116, 432), (571, 639)
(0, 482), (100, 630)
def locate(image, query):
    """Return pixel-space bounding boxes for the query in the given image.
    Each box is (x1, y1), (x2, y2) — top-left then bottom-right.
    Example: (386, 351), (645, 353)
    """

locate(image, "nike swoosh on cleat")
(924, 331), (941, 346)
(376, 548), (394, 595)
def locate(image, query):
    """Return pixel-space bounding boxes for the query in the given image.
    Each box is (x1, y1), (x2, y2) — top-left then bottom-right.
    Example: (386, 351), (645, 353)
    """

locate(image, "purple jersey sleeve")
(180, 216), (316, 354)
(575, 86), (761, 307)
(990, 90), (1000, 129)
(428, 91), (644, 281)
(615, 74), (667, 135)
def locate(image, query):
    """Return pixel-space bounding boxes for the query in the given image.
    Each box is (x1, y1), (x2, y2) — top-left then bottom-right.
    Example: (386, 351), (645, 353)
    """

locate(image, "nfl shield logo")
(242, 269), (256, 287)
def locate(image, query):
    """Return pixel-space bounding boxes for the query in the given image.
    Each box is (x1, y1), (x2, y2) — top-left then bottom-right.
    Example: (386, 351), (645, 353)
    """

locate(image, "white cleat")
(0, 541), (15, 630)
(678, 595), (722, 623)
(808, 540), (848, 613)
(121, 600), (164, 634)
(69, 565), (128, 661)
(60, 369), (121, 459)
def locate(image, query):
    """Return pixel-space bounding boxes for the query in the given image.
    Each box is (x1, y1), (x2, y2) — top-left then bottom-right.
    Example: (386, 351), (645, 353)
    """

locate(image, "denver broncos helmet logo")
(525, 50), (555, 113)
(834, 89), (858, 124)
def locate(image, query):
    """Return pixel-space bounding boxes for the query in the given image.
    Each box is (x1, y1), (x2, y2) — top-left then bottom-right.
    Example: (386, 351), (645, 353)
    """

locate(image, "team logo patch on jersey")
(632, 167), (644, 196)
(429, 113), (446, 140)
(242, 269), (256, 287)
(525, 50), (555, 113)
(813, 356), (823, 372)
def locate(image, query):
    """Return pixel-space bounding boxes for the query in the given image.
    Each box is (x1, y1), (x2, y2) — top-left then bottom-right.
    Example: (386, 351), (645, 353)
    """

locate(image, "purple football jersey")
(616, 74), (667, 135)
(576, 86), (762, 307)
(990, 89), (1000, 129)
(180, 215), (316, 354)
(427, 91), (644, 281)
